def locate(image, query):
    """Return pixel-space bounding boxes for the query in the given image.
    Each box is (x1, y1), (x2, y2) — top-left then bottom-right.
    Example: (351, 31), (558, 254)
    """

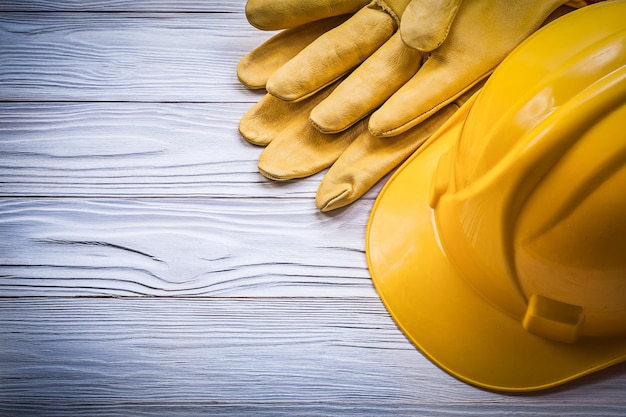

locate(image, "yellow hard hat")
(367, 0), (626, 392)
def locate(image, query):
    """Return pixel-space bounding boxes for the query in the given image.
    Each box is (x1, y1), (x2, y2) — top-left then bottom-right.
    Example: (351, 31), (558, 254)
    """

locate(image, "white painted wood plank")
(1, 0), (244, 12)
(0, 102), (364, 198)
(1, 297), (625, 416)
(0, 102), (387, 199)
(0, 197), (375, 297)
(0, 12), (272, 101)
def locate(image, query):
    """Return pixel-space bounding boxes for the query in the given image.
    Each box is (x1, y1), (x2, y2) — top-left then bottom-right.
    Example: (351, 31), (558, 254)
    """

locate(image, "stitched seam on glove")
(378, 71), (492, 136)
(370, 0), (400, 25)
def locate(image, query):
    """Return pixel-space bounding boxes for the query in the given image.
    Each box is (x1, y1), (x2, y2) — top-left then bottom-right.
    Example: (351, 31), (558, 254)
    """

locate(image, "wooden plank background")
(1, 1), (625, 415)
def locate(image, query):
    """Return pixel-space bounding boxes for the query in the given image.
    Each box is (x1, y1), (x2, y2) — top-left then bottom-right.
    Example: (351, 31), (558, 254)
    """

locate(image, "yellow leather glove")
(244, 0), (370, 30)
(237, 15), (353, 90)
(240, 78), (483, 211)
(242, 0), (575, 137)
(238, 1), (582, 211)
(237, 0), (430, 208)
(311, 0), (574, 137)
(314, 85), (481, 211)
(243, 0), (436, 103)
(239, 81), (366, 181)
(237, 0), (369, 90)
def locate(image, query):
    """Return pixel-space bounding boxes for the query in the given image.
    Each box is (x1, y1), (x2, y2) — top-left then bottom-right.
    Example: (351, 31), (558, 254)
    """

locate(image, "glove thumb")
(400, 0), (463, 52)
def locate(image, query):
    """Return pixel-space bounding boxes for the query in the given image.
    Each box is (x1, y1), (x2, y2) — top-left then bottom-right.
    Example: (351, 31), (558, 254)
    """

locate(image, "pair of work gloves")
(237, 0), (586, 212)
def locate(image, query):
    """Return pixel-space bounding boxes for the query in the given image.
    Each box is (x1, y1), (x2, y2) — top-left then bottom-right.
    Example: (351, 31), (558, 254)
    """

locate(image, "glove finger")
(368, 57), (486, 137)
(369, 0), (565, 137)
(246, 0), (369, 30)
(315, 104), (457, 211)
(266, 5), (396, 102)
(316, 83), (482, 211)
(400, 0), (463, 52)
(239, 84), (336, 146)
(309, 32), (422, 134)
(238, 15), (352, 89)
(258, 118), (367, 181)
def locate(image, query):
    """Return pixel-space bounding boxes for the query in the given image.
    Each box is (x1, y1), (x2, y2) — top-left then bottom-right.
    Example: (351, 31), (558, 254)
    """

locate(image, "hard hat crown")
(429, 1), (626, 343)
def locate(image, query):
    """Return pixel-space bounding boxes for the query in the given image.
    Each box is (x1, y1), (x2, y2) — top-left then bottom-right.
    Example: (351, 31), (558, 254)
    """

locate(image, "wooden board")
(1, 1), (625, 415)
(0, 102), (337, 197)
(0, 197), (373, 297)
(2, 298), (626, 416)
(0, 1), (243, 12)
(0, 12), (269, 101)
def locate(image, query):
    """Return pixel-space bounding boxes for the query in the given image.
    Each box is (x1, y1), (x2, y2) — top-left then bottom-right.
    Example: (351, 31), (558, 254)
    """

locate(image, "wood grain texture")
(0, 102), (386, 198)
(0, 1), (243, 12)
(2, 297), (626, 417)
(2, 0), (626, 415)
(0, 12), (272, 102)
(0, 197), (374, 297)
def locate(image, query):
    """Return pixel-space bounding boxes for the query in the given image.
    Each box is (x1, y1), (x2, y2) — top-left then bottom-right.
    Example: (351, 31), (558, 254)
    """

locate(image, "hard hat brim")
(366, 94), (626, 392)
